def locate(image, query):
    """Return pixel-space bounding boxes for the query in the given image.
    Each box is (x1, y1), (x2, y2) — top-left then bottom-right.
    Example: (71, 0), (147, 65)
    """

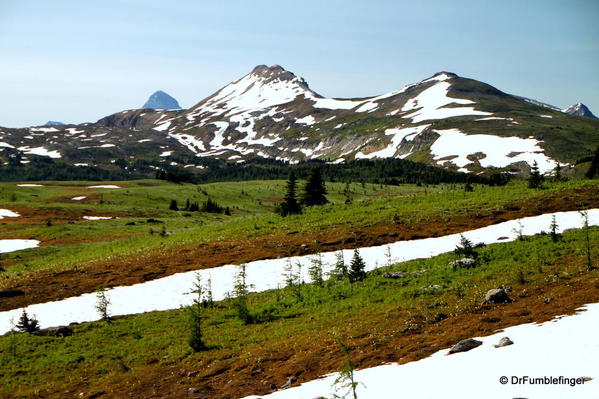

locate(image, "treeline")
(157, 157), (510, 186)
(0, 157), (138, 181)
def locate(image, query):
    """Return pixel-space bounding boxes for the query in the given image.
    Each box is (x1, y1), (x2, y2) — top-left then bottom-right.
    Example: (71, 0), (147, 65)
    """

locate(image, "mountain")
(563, 103), (596, 118)
(142, 90), (181, 110)
(1, 65), (598, 177)
(45, 121), (65, 126)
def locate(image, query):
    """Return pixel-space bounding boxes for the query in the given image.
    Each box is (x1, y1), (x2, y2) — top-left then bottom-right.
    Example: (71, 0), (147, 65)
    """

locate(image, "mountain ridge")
(1, 65), (598, 178)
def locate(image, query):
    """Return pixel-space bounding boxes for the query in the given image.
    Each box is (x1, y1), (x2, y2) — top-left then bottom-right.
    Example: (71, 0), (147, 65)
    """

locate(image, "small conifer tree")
(169, 199), (179, 211)
(454, 234), (477, 258)
(232, 264), (252, 324)
(348, 249), (367, 283)
(279, 172), (302, 216)
(528, 161), (543, 189)
(14, 309), (40, 333)
(549, 215), (560, 242)
(331, 251), (348, 280)
(585, 145), (599, 179)
(308, 253), (324, 286)
(95, 286), (111, 323)
(302, 167), (329, 206)
(188, 272), (206, 352)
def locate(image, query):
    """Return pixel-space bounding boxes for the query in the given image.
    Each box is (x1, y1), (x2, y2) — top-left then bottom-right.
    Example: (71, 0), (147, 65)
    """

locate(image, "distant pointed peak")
(142, 90), (181, 110)
(563, 103), (596, 118)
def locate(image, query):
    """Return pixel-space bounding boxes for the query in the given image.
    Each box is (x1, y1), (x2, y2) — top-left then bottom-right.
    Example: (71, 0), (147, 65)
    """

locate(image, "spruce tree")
(528, 161), (543, 189)
(585, 146), (599, 179)
(169, 199), (179, 211)
(188, 272), (206, 352)
(14, 309), (40, 333)
(348, 249), (366, 283)
(302, 167), (329, 206)
(279, 172), (302, 216)
(232, 264), (252, 324)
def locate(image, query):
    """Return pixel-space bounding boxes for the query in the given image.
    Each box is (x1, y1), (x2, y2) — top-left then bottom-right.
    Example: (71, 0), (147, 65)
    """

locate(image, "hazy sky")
(1, 0), (598, 127)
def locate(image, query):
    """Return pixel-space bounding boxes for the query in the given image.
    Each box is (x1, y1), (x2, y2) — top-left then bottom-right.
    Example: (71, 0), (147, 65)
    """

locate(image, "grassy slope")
(1, 179), (598, 285)
(1, 226), (597, 398)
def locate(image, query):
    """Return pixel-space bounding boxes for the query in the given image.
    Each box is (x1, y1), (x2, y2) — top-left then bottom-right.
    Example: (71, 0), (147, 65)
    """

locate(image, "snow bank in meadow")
(87, 185), (121, 189)
(82, 216), (117, 220)
(16, 184), (44, 187)
(0, 209), (20, 219)
(243, 302), (599, 399)
(71, 196), (86, 201)
(0, 209), (597, 335)
(0, 239), (40, 254)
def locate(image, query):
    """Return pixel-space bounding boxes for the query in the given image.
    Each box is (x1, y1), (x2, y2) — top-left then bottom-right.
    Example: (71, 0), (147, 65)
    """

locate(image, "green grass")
(1, 226), (597, 398)
(1, 178), (597, 283)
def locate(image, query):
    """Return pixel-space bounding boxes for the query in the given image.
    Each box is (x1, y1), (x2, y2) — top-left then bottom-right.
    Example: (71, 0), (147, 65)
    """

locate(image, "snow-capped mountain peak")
(191, 65), (315, 118)
(563, 103), (596, 118)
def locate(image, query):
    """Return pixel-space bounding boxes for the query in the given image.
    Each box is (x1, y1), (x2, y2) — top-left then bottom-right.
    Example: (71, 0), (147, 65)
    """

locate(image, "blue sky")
(0, 0), (597, 127)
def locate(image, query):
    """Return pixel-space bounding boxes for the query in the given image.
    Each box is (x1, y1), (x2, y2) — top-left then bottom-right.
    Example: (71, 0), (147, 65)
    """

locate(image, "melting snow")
(295, 115), (316, 125)
(430, 129), (559, 173)
(71, 196), (86, 201)
(87, 185), (121, 189)
(82, 216), (117, 220)
(244, 302), (599, 399)
(0, 239), (40, 254)
(402, 81), (491, 123)
(18, 146), (61, 158)
(16, 184), (43, 187)
(0, 209), (20, 219)
(355, 125), (429, 159)
(0, 209), (596, 335)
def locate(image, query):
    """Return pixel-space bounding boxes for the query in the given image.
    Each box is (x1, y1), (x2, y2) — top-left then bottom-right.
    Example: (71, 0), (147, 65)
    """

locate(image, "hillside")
(1, 66), (598, 178)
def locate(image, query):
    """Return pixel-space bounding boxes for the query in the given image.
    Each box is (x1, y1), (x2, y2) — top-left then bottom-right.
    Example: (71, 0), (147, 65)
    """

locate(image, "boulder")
(483, 288), (512, 304)
(383, 272), (408, 279)
(384, 270), (427, 279)
(449, 258), (477, 270)
(421, 284), (442, 291)
(448, 338), (483, 354)
(37, 326), (73, 337)
(494, 337), (513, 348)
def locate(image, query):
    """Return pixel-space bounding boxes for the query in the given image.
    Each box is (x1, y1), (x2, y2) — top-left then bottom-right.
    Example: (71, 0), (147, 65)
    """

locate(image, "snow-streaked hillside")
(1, 65), (598, 175)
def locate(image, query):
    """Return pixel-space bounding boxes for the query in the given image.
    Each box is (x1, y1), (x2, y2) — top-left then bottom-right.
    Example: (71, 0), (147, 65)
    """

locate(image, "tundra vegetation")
(0, 173), (597, 398)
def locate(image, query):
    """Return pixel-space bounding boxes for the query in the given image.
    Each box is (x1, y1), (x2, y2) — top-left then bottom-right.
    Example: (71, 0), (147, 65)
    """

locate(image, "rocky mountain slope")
(1, 65), (598, 175)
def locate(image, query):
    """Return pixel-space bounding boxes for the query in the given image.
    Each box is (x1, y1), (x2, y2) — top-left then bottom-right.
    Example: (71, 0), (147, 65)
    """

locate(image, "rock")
(37, 326), (74, 337)
(483, 288), (512, 304)
(449, 258), (477, 270)
(448, 338), (483, 354)
(473, 242), (487, 248)
(281, 376), (297, 389)
(421, 284), (442, 291)
(384, 270), (427, 279)
(0, 289), (25, 298)
(494, 337), (513, 348)
(383, 272), (409, 279)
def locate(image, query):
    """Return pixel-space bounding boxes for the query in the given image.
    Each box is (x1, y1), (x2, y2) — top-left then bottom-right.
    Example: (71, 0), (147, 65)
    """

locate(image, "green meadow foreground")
(0, 178), (598, 398)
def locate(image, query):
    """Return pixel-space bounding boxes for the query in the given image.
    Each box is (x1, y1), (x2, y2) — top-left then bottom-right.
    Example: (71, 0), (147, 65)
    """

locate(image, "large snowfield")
(243, 302), (599, 399)
(0, 209), (597, 336)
